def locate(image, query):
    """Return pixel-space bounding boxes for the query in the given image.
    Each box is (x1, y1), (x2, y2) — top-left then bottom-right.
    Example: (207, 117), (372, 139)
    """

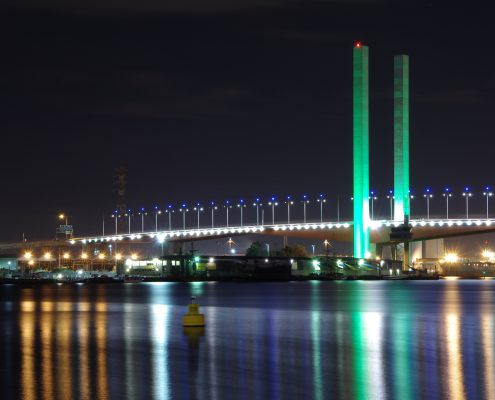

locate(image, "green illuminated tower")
(353, 43), (370, 258)
(393, 55), (410, 222)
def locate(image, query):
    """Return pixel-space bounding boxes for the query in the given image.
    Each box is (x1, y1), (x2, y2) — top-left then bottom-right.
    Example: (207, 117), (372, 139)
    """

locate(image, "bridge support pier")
(391, 244), (397, 261)
(403, 242), (409, 271)
(376, 243), (383, 259)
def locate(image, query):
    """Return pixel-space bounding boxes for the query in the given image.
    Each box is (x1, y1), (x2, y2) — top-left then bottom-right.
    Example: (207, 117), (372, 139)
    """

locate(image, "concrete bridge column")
(403, 242), (410, 271)
(376, 243), (384, 259)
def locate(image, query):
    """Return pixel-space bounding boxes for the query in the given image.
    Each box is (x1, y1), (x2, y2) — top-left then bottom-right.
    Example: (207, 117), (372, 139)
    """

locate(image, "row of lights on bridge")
(113, 187), (493, 217)
(23, 251), (140, 262)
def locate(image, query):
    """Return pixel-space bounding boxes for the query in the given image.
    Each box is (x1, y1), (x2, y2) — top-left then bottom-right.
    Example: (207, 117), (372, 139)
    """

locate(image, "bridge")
(69, 217), (495, 247)
(8, 43), (493, 271)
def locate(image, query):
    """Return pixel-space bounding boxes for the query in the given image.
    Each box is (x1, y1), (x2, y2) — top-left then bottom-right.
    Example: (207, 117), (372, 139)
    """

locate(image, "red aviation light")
(355, 41), (362, 48)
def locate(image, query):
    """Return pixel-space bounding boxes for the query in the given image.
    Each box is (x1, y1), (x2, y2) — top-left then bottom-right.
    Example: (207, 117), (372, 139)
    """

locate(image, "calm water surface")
(0, 280), (494, 400)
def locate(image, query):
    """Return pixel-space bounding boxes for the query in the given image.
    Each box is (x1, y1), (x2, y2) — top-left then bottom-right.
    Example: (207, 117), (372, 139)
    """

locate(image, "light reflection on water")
(2, 281), (495, 399)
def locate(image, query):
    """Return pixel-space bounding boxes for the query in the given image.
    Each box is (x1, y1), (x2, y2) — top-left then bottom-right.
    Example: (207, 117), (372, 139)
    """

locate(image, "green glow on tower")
(353, 43), (370, 258)
(393, 55), (410, 221)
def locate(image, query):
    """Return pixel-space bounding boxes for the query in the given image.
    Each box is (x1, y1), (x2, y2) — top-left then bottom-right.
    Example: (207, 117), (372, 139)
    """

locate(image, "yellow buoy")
(182, 296), (205, 327)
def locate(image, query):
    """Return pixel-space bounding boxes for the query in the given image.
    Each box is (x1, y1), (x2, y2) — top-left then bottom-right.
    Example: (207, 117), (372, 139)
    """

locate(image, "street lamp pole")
(224, 201), (232, 227)
(386, 190), (394, 220)
(112, 211), (118, 234)
(126, 209), (132, 234)
(253, 198), (262, 226)
(324, 239), (330, 257)
(423, 189), (433, 220)
(483, 187), (493, 220)
(369, 191), (377, 220)
(154, 206), (161, 232)
(166, 205), (173, 230)
(210, 201), (217, 228)
(237, 200), (246, 227)
(409, 191), (415, 218)
(462, 187), (472, 219)
(302, 195), (309, 224)
(179, 203), (188, 230)
(286, 196), (293, 224)
(139, 208), (146, 233)
(317, 194), (326, 223)
(268, 197), (278, 225)
(194, 203), (203, 229)
(442, 188), (452, 219)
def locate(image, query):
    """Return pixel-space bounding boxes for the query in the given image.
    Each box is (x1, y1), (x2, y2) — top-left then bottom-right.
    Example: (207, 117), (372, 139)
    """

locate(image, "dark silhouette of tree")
(276, 245), (308, 257)
(245, 241), (266, 257)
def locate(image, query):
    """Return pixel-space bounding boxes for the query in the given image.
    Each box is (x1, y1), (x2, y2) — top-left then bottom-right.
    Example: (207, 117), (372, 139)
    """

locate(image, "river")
(0, 280), (494, 399)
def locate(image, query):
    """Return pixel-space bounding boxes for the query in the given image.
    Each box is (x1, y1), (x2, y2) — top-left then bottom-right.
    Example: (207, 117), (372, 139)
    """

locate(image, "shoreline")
(0, 275), (447, 285)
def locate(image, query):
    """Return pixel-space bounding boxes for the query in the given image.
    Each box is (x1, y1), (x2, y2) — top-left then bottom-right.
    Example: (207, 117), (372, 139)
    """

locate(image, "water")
(0, 280), (494, 400)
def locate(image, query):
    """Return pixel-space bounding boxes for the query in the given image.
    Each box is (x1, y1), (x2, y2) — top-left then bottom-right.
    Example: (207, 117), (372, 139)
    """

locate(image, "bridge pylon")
(352, 42), (370, 259)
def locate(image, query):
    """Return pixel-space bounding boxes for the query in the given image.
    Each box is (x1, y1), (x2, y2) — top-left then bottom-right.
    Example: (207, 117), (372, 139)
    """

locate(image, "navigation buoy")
(182, 296), (205, 327)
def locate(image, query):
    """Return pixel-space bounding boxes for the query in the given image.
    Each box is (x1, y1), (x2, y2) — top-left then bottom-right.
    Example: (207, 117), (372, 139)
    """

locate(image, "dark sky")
(1, 1), (495, 244)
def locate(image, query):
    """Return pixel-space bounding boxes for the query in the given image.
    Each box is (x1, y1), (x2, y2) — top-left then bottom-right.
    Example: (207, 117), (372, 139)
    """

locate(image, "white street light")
(125, 209), (132, 234)
(423, 189), (433, 220)
(462, 187), (472, 219)
(179, 203), (189, 230)
(409, 190), (415, 218)
(316, 194), (326, 223)
(369, 191), (377, 220)
(268, 197), (278, 225)
(324, 239), (330, 256)
(138, 208), (147, 233)
(210, 201), (218, 228)
(224, 200), (232, 227)
(483, 186), (493, 220)
(111, 210), (119, 234)
(386, 190), (394, 220)
(442, 188), (452, 219)
(193, 203), (204, 229)
(285, 196), (294, 224)
(237, 200), (246, 226)
(153, 206), (162, 232)
(165, 205), (173, 230)
(253, 198), (262, 225)
(301, 195), (309, 223)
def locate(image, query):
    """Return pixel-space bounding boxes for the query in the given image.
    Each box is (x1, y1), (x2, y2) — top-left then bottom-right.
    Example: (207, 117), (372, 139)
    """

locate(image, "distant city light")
(444, 253), (459, 263)
(482, 250), (495, 262)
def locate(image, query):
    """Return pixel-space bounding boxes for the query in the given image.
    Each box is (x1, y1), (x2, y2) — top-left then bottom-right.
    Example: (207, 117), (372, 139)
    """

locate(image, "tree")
(276, 244), (308, 257)
(245, 241), (266, 257)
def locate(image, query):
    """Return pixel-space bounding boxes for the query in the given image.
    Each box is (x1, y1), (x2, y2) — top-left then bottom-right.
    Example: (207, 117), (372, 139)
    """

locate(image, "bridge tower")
(353, 42), (370, 258)
(393, 55), (411, 269)
(393, 55), (410, 222)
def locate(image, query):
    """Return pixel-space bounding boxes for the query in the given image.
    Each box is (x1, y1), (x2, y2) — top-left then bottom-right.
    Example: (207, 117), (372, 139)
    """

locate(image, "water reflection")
(443, 281), (465, 400)
(20, 301), (36, 400)
(151, 304), (171, 400)
(481, 288), (495, 400)
(3, 281), (495, 399)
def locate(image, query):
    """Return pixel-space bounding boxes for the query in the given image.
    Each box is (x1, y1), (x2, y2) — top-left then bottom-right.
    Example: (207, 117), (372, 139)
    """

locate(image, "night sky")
(1, 1), (494, 249)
